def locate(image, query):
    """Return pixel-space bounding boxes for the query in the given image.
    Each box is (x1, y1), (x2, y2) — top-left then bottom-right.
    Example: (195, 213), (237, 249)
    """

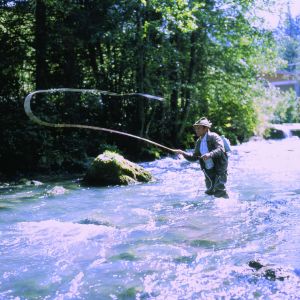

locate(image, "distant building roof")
(264, 70), (300, 96)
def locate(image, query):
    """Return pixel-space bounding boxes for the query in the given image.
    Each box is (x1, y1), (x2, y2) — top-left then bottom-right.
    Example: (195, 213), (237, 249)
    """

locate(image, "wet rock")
(78, 218), (113, 227)
(248, 260), (290, 281)
(16, 178), (43, 186)
(264, 127), (286, 139)
(248, 260), (264, 270)
(30, 180), (43, 186)
(264, 123), (300, 139)
(291, 129), (300, 138)
(83, 151), (153, 186)
(47, 186), (68, 196)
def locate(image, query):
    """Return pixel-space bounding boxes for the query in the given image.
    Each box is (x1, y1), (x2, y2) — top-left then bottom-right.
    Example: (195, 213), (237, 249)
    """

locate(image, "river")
(1, 136), (300, 299)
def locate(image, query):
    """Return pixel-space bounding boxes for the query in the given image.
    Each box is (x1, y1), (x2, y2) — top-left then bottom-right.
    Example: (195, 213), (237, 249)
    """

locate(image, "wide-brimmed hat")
(193, 117), (212, 128)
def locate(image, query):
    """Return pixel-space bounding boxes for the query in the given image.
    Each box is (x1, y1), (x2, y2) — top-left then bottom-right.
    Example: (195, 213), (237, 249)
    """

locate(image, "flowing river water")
(1, 136), (300, 299)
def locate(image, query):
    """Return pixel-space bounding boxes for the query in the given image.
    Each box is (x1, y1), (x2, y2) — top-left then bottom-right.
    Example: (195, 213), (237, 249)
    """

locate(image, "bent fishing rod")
(24, 88), (178, 153)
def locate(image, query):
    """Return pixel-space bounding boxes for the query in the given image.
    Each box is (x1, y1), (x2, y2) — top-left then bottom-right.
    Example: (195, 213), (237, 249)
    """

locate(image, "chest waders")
(202, 166), (227, 197)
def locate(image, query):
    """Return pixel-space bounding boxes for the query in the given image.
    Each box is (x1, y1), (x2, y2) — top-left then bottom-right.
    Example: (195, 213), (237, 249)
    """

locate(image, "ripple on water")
(1, 139), (300, 298)
(11, 220), (119, 260)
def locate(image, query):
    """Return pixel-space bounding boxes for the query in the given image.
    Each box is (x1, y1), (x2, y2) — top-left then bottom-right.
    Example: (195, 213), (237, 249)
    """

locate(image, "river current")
(1, 137), (300, 299)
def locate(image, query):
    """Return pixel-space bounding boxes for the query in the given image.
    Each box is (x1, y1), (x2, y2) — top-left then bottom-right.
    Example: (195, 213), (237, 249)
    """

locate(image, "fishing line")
(202, 168), (213, 191)
(24, 88), (178, 153)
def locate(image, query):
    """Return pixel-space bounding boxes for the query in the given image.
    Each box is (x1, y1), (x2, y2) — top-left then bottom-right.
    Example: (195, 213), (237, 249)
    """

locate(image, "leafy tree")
(275, 5), (300, 71)
(0, 0), (281, 177)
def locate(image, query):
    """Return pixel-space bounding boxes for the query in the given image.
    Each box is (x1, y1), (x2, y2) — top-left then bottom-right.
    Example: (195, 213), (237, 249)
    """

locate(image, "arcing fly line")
(24, 88), (177, 153)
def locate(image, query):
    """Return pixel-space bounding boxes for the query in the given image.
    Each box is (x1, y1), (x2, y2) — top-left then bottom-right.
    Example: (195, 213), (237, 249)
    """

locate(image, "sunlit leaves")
(150, 0), (202, 33)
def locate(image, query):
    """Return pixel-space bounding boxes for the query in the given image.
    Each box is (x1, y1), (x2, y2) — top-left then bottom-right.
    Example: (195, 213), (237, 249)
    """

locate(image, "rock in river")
(83, 151), (153, 186)
(248, 260), (290, 281)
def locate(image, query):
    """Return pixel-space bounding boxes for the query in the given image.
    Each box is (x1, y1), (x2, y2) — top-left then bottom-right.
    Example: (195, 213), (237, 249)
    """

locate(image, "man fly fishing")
(175, 117), (229, 198)
(24, 90), (229, 197)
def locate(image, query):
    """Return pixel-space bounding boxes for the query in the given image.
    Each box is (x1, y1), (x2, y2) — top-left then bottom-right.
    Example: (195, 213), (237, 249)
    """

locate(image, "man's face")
(194, 125), (207, 137)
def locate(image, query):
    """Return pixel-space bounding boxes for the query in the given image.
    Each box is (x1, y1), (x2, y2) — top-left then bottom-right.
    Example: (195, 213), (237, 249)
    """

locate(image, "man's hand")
(174, 149), (189, 156)
(201, 153), (211, 161)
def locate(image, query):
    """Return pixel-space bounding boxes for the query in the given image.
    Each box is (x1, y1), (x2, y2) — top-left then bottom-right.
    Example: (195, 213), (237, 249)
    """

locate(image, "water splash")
(1, 138), (300, 298)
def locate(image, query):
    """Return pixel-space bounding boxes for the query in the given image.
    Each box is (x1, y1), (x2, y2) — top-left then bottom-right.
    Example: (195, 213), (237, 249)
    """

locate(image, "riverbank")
(0, 171), (85, 188)
(266, 123), (300, 139)
(2, 122), (300, 185)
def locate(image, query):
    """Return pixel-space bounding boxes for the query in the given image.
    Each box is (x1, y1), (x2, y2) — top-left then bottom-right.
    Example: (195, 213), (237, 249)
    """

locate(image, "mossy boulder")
(83, 151), (153, 186)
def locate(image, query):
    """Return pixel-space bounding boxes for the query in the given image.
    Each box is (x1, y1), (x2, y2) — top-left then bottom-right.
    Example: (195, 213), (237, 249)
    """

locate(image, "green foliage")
(252, 82), (300, 134)
(100, 144), (123, 155)
(273, 89), (300, 123)
(275, 7), (300, 71)
(264, 6), (300, 129)
(0, 0), (283, 175)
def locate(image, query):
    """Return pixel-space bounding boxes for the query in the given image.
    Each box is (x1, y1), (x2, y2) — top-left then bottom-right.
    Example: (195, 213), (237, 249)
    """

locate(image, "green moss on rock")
(83, 151), (153, 186)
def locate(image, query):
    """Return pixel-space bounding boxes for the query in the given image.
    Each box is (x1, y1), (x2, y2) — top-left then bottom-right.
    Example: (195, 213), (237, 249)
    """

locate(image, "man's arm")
(204, 133), (225, 159)
(174, 139), (201, 162)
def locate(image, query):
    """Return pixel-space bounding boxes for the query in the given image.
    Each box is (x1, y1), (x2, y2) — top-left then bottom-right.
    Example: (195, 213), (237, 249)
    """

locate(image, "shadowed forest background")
(0, 0), (299, 178)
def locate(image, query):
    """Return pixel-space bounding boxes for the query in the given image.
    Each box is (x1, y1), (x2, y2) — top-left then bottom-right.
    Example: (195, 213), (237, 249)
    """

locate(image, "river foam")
(1, 138), (300, 299)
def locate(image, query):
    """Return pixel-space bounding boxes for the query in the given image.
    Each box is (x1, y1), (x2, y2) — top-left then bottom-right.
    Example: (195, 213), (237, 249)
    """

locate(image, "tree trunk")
(62, 42), (78, 87)
(35, 0), (48, 89)
(136, 3), (145, 137)
(88, 43), (100, 88)
(178, 31), (197, 140)
(169, 32), (180, 144)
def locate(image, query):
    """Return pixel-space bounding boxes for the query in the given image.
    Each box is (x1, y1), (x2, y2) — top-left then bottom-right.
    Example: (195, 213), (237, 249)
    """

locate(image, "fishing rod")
(24, 88), (178, 153)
